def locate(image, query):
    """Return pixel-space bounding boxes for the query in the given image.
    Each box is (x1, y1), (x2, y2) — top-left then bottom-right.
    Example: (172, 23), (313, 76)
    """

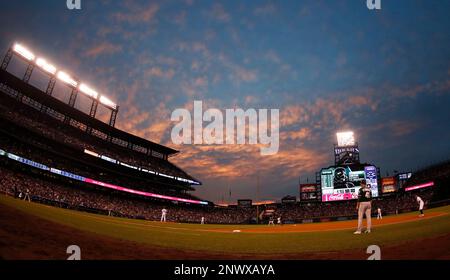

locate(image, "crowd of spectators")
(0, 123), (445, 224)
(405, 160), (450, 187)
(0, 130), (199, 201)
(0, 160), (439, 224)
(0, 166), (253, 224)
(0, 94), (192, 180)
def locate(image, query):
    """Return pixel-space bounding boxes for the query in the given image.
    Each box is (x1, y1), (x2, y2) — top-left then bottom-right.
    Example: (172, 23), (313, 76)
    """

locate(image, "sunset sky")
(1, 0), (449, 202)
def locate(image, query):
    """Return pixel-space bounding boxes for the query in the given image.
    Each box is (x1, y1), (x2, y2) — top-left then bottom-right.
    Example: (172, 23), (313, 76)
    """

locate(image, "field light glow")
(12, 43), (117, 107)
(13, 43), (35, 61)
(336, 131), (355, 147)
(10, 42), (117, 111)
(79, 84), (98, 99)
(36, 58), (57, 75)
(99, 95), (116, 109)
(57, 71), (78, 87)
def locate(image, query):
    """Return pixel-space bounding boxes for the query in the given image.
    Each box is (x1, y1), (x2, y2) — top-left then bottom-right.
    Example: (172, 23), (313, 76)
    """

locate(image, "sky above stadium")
(1, 0), (449, 203)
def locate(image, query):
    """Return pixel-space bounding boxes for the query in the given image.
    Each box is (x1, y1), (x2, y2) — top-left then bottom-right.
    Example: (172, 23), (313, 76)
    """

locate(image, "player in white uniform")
(277, 217), (282, 225)
(377, 207), (382, 220)
(416, 195), (424, 217)
(201, 217), (205, 224)
(161, 208), (167, 222)
(24, 188), (31, 202)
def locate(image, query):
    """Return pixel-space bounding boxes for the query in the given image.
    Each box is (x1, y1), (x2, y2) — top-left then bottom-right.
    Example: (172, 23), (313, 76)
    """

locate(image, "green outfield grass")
(1, 194), (450, 254)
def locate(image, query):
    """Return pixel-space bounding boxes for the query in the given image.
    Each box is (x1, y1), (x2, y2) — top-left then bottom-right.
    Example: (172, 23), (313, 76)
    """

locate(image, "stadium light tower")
(334, 130), (360, 165)
(99, 95), (117, 110)
(57, 71), (78, 87)
(11, 43), (36, 83)
(2, 41), (120, 128)
(99, 95), (119, 127)
(79, 83), (98, 99)
(12, 43), (35, 61)
(36, 58), (57, 75)
(336, 131), (355, 147)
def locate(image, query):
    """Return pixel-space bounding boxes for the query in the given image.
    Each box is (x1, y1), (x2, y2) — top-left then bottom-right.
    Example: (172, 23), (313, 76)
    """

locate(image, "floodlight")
(336, 131), (355, 147)
(36, 57), (57, 75)
(57, 71), (78, 87)
(99, 95), (117, 109)
(79, 83), (98, 99)
(12, 43), (35, 61)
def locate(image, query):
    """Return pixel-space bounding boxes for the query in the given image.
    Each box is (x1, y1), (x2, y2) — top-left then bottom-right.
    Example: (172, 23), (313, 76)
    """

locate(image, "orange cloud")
(84, 42), (122, 58)
(113, 3), (159, 23)
(145, 67), (176, 79)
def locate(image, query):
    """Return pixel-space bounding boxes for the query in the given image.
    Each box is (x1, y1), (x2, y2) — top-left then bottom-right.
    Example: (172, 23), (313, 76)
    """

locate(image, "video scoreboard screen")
(381, 177), (397, 193)
(237, 199), (252, 208)
(299, 183), (320, 201)
(321, 165), (379, 202)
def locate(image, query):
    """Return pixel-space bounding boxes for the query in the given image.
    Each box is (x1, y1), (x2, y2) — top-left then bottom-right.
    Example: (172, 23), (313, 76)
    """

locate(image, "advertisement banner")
(322, 193), (356, 202)
(405, 181), (434, 192)
(381, 177), (396, 193)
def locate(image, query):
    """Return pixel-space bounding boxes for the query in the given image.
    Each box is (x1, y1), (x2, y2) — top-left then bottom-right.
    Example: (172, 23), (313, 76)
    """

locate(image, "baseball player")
(161, 208), (167, 222)
(201, 217), (205, 224)
(416, 195), (425, 217)
(268, 216), (274, 226)
(24, 188), (31, 202)
(277, 216), (282, 225)
(377, 207), (382, 220)
(354, 181), (372, 234)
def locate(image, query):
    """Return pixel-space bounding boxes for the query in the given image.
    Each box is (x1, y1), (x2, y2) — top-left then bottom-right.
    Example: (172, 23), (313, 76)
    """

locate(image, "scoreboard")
(320, 165), (379, 202)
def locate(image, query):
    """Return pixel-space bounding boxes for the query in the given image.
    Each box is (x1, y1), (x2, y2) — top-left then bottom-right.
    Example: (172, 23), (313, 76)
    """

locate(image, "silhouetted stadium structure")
(1, 43), (449, 224)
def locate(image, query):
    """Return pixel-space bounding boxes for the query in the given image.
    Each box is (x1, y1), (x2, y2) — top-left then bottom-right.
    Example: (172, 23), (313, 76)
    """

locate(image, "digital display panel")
(381, 177), (397, 193)
(237, 199), (252, 207)
(300, 192), (318, 201)
(398, 172), (412, 180)
(300, 183), (318, 193)
(321, 165), (379, 201)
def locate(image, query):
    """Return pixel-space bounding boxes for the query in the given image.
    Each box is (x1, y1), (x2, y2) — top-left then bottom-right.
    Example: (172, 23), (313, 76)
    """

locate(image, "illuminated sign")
(1, 149), (208, 205)
(237, 199), (252, 207)
(300, 184), (318, 193)
(83, 149), (200, 185)
(381, 177), (396, 193)
(321, 165), (378, 201)
(100, 155), (116, 164)
(398, 173), (412, 180)
(405, 181), (434, 192)
(364, 166), (379, 198)
(334, 147), (359, 154)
